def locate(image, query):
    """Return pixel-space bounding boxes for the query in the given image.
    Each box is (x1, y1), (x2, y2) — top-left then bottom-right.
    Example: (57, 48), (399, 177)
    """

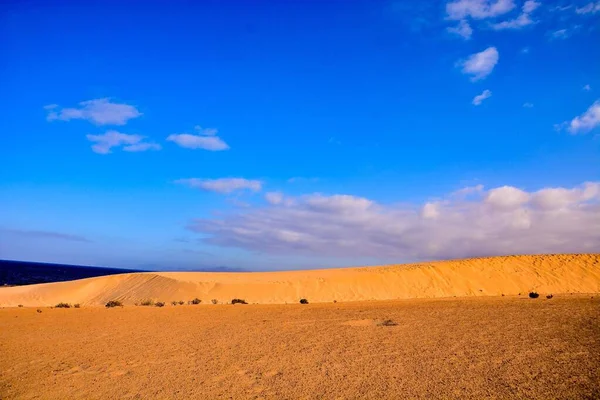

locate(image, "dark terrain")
(0, 260), (141, 286)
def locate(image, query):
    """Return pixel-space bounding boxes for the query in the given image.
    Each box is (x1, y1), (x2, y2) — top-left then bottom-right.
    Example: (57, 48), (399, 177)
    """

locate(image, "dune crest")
(1, 254), (598, 307)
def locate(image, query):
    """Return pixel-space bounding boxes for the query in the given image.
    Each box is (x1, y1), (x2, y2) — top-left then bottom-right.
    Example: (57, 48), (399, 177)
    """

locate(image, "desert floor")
(1, 296), (599, 399)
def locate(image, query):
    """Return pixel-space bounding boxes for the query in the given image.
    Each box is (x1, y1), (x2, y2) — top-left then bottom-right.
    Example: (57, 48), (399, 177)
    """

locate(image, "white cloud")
(551, 29), (569, 39)
(550, 4), (573, 11)
(485, 186), (530, 209)
(452, 184), (484, 197)
(265, 192), (285, 205)
(446, 0), (516, 20)
(422, 202), (441, 219)
(522, 0), (540, 13)
(458, 47), (499, 81)
(472, 89), (492, 105)
(523, 102), (534, 108)
(167, 125), (229, 151)
(583, 84), (592, 91)
(86, 130), (160, 154)
(187, 182), (600, 260)
(122, 142), (162, 152)
(447, 19), (473, 39)
(491, 0), (540, 30)
(576, 1), (600, 14)
(531, 183), (600, 210)
(562, 100), (600, 134)
(46, 98), (142, 125)
(175, 178), (262, 194)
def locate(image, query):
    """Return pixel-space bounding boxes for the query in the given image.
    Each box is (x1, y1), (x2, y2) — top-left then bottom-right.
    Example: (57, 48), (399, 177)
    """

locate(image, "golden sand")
(1, 296), (598, 399)
(0, 254), (598, 307)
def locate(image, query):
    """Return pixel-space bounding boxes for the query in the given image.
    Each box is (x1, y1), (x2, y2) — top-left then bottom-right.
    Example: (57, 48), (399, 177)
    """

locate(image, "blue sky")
(1, 0), (599, 271)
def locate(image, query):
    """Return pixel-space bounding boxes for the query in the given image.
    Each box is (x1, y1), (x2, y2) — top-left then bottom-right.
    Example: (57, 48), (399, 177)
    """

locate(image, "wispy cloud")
(167, 125), (229, 151)
(491, 0), (540, 30)
(560, 100), (600, 134)
(45, 98), (142, 125)
(575, 1), (600, 14)
(86, 130), (161, 154)
(551, 29), (569, 39)
(523, 102), (534, 108)
(472, 89), (492, 105)
(265, 192), (285, 205)
(175, 178), (263, 194)
(187, 182), (600, 259)
(3, 228), (91, 243)
(447, 19), (473, 39)
(583, 84), (592, 91)
(458, 47), (499, 81)
(446, 0), (516, 20)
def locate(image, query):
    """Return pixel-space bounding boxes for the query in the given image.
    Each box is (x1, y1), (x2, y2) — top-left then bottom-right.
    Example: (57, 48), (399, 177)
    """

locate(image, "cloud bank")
(187, 182), (600, 260)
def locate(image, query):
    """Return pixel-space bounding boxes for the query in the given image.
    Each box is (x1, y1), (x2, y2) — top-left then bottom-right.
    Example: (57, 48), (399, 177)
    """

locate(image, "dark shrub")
(74, 304), (81, 308)
(105, 300), (123, 308)
(18, 304), (23, 308)
(36, 309), (42, 313)
(140, 299), (154, 306)
(231, 298), (247, 304)
(155, 302), (165, 307)
(377, 319), (398, 327)
(529, 292), (539, 299)
(191, 298), (201, 305)
(546, 294), (553, 299)
(333, 300), (337, 303)
(211, 299), (218, 304)
(171, 301), (178, 306)
(55, 302), (71, 308)
(299, 298), (309, 304)
(178, 301), (184, 305)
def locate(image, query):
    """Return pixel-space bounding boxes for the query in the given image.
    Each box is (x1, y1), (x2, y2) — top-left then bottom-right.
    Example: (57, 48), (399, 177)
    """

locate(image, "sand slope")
(1, 254), (598, 307)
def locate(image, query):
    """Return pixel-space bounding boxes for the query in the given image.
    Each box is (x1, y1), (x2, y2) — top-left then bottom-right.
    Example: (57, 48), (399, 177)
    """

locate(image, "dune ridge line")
(1, 254), (598, 307)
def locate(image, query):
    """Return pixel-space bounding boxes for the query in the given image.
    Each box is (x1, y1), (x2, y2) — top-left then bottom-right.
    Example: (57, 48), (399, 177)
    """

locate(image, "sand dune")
(1, 254), (598, 307)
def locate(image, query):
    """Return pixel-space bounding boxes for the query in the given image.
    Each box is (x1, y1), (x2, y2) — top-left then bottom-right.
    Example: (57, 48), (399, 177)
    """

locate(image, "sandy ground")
(1, 296), (599, 399)
(1, 254), (598, 307)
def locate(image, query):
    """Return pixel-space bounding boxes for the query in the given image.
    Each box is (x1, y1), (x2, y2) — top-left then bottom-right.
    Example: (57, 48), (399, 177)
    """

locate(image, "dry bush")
(105, 300), (123, 308)
(18, 304), (23, 308)
(190, 298), (201, 305)
(74, 304), (81, 308)
(211, 299), (218, 304)
(36, 309), (42, 313)
(171, 301), (178, 306)
(178, 301), (184, 305)
(231, 298), (247, 305)
(529, 292), (540, 299)
(155, 302), (165, 307)
(300, 298), (309, 304)
(546, 294), (553, 299)
(140, 299), (154, 306)
(377, 319), (398, 327)
(55, 302), (71, 308)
